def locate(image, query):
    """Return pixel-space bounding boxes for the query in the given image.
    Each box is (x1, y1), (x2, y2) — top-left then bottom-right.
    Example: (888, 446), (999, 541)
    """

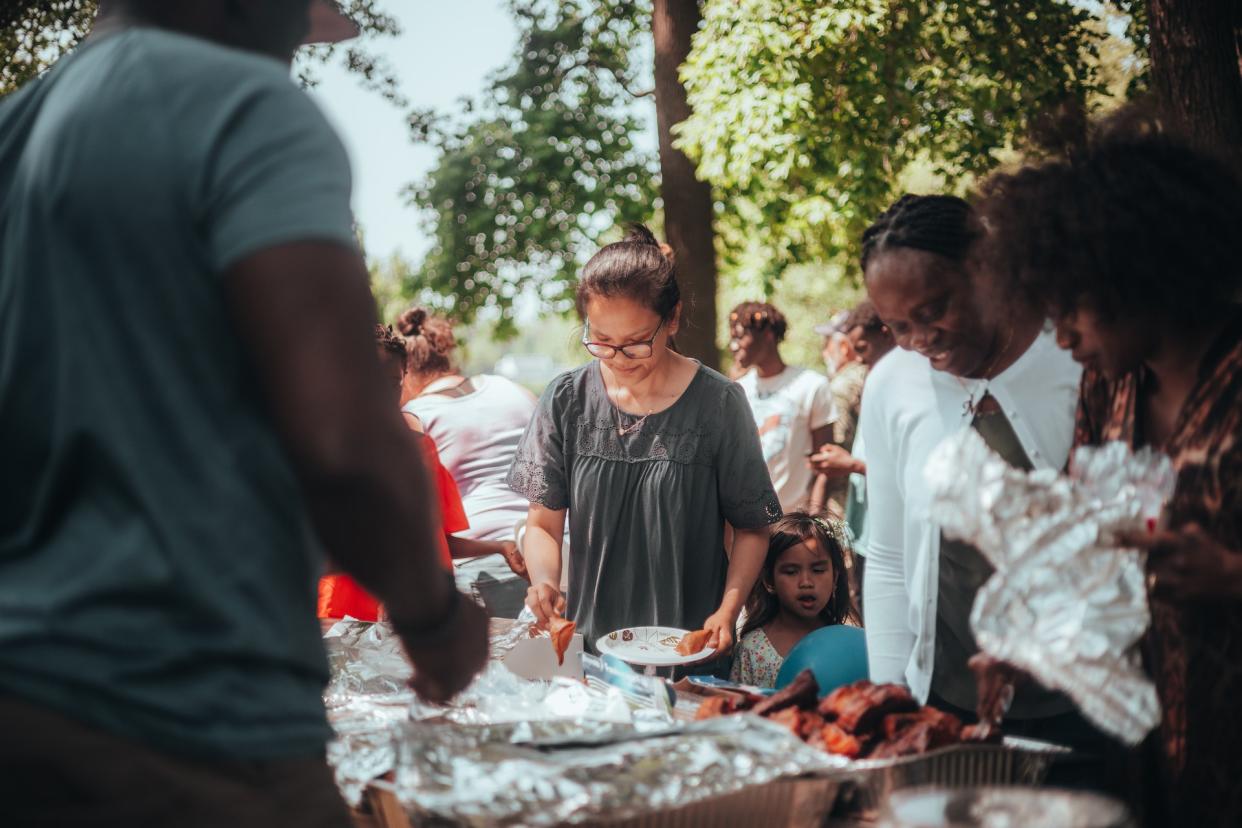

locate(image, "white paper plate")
(595, 626), (716, 667)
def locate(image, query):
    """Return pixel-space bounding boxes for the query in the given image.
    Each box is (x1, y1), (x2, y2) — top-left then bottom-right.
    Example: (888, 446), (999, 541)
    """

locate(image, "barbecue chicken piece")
(695, 696), (740, 720)
(750, 669), (821, 717)
(817, 680), (919, 734)
(866, 707), (964, 759)
(766, 707), (826, 740)
(547, 617), (576, 666)
(675, 629), (711, 656)
(881, 706), (963, 743)
(814, 723), (863, 759)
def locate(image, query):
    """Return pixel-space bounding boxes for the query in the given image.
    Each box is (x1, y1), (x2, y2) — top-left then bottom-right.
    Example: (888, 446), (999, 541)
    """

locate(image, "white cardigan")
(858, 328), (1082, 702)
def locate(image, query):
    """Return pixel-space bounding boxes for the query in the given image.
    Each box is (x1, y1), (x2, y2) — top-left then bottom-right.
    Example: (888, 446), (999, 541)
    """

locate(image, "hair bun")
(622, 222), (660, 247)
(397, 307), (428, 337)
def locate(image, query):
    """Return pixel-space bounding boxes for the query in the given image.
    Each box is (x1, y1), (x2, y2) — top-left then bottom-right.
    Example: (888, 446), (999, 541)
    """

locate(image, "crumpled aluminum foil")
(390, 715), (840, 827)
(323, 618), (414, 704)
(323, 616), (674, 807)
(924, 431), (1175, 745)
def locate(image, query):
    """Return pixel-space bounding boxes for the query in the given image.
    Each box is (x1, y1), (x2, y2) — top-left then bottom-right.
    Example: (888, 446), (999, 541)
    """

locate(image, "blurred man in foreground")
(0, 2), (487, 824)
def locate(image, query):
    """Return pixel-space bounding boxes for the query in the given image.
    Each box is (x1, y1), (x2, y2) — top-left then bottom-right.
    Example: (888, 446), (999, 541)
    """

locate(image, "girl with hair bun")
(395, 307), (458, 403)
(507, 224), (781, 665)
(395, 307), (540, 618)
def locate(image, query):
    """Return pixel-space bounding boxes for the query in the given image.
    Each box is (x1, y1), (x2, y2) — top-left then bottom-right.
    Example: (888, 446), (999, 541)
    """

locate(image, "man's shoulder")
(79, 29), (311, 129)
(121, 28), (292, 88)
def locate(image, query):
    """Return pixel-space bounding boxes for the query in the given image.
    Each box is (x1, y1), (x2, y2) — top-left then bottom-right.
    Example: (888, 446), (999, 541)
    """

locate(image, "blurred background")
(6, 1), (1225, 394)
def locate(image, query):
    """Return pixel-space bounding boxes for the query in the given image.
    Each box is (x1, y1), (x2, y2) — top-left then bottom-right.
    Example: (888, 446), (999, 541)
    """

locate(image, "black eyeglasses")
(582, 319), (663, 360)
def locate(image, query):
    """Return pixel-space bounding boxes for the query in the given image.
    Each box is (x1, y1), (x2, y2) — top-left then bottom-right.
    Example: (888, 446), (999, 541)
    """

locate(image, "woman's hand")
(807, 444), (865, 479)
(702, 608), (739, 656)
(968, 654), (1025, 731)
(499, 540), (530, 582)
(525, 581), (566, 630)
(1119, 523), (1242, 601)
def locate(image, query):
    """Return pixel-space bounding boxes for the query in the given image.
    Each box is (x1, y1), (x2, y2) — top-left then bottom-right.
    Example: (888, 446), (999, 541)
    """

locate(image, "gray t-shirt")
(507, 362), (782, 649)
(0, 29), (356, 758)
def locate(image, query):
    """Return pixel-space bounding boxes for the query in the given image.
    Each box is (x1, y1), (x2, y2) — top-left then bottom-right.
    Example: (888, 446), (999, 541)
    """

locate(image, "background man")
(729, 301), (837, 514)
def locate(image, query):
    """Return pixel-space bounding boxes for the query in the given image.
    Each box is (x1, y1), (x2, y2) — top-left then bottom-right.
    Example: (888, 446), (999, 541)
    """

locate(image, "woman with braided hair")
(855, 194), (1121, 785)
(976, 105), (1242, 826)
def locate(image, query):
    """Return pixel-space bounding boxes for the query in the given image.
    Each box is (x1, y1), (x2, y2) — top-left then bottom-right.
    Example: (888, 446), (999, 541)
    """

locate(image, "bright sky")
(308, 1), (517, 265)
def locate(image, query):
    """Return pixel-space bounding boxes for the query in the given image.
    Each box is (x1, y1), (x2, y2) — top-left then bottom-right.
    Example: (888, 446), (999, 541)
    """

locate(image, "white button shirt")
(858, 328), (1082, 702)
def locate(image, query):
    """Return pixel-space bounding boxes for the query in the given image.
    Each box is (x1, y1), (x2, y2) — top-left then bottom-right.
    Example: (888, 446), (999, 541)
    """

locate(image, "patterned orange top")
(1074, 312), (1242, 826)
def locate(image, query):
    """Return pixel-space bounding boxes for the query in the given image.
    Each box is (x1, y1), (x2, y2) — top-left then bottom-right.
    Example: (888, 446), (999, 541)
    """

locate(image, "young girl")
(731, 513), (858, 688)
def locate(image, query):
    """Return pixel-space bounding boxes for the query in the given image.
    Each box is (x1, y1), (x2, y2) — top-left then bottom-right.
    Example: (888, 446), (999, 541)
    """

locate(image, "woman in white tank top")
(397, 308), (537, 617)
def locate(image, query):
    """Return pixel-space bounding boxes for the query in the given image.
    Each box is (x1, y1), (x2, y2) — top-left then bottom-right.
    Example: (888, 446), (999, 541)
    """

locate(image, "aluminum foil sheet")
(924, 431), (1175, 744)
(489, 607), (541, 661)
(323, 618), (414, 703)
(323, 616), (675, 807)
(390, 714), (841, 826)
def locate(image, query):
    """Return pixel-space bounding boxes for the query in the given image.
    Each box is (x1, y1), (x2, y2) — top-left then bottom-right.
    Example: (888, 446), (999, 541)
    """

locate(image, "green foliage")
(296, 1), (405, 104)
(678, 0), (1111, 284)
(1, 1), (94, 96)
(369, 252), (422, 325)
(1, 1), (403, 99)
(404, 0), (659, 337)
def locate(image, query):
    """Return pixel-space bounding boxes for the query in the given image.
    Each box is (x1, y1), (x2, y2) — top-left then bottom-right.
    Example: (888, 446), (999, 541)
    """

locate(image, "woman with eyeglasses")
(506, 225), (781, 660)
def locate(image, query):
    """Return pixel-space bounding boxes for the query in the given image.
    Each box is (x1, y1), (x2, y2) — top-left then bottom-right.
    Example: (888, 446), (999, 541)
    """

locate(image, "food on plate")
(675, 629), (711, 656)
(548, 616), (576, 666)
(693, 673), (987, 761)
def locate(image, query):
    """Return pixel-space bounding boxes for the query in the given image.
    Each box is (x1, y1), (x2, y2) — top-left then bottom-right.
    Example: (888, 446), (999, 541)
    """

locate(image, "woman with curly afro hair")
(976, 104), (1242, 827)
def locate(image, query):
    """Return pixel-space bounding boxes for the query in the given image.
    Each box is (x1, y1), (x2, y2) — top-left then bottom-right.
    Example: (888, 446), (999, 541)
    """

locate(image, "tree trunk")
(1146, 0), (1242, 163)
(652, 0), (718, 370)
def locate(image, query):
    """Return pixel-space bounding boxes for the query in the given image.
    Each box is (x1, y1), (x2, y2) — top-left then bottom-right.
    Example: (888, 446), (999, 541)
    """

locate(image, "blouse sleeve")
(857, 375), (916, 685)
(506, 373), (573, 511)
(717, 383), (782, 529)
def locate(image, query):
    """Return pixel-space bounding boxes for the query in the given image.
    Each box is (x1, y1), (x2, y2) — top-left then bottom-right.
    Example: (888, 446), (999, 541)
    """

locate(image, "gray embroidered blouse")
(507, 362), (782, 649)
